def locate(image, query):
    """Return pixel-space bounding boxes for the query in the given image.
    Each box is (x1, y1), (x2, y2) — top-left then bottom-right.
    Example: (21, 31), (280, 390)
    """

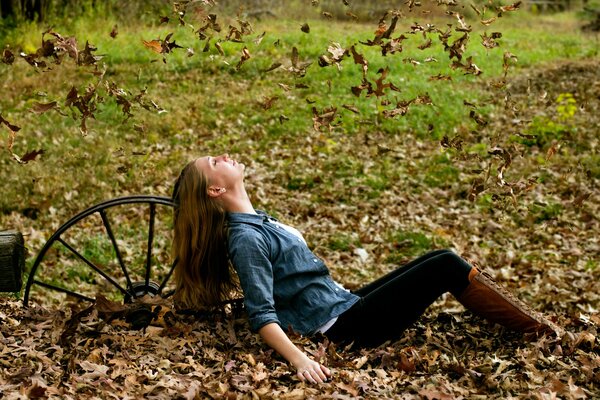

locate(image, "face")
(195, 154), (245, 190)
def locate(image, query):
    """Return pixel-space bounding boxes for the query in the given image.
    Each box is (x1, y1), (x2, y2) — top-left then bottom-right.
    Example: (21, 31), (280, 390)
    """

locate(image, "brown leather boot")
(457, 268), (561, 335)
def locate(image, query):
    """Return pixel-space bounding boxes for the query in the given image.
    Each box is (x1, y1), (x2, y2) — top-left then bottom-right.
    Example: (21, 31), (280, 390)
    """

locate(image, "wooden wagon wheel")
(23, 195), (178, 308)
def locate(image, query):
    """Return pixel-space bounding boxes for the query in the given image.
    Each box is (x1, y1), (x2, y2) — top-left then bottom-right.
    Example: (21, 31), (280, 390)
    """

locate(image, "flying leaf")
(301, 23), (310, 33)
(469, 110), (488, 126)
(342, 104), (360, 114)
(350, 45), (368, 77)
(1, 48), (15, 64)
(143, 40), (163, 54)
(481, 32), (501, 49)
(346, 11), (358, 20)
(502, 51), (518, 76)
(215, 41), (225, 56)
(30, 101), (58, 114)
(262, 62), (282, 72)
(235, 47), (251, 71)
(0, 114), (21, 132)
(110, 25), (118, 38)
(258, 96), (279, 110)
(18, 149), (45, 163)
(429, 74), (452, 81)
(498, 1), (522, 15)
(287, 47), (312, 77)
(418, 38), (432, 50)
(253, 31), (266, 45)
(312, 106), (338, 131)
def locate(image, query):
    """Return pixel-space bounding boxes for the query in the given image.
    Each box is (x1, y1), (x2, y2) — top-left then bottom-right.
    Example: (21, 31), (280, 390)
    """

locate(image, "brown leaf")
(546, 142), (558, 160)
(498, 1), (522, 15)
(350, 45), (368, 77)
(429, 74), (452, 81)
(18, 149), (45, 163)
(346, 11), (358, 20)
(2, 48), (15, 64)
(215, 41), (225, 56)
(258, 96), (279, 110)
(481, 17), (497, 25)
(59, 303), (95, 348)
(78, 41), (101, 66)
(418, 38), (432, 50)
(572, 192), (591, 207)
(142, 40), (163, 54)
(262, 62), (281, 72)
(481, 32), (502, 50)
(312, 106), (338, 131)
(30, 101), (58, 114)
(301, 23), (310, 33)
(469, 110), (488, 126)
(110, 24), (118, 38)
(342, 104), (360, 114)
(0, 114), (21, 132)
(235, 47), (251, 71)
(253, 31), (266, 45)
(27, 383), (47, 399)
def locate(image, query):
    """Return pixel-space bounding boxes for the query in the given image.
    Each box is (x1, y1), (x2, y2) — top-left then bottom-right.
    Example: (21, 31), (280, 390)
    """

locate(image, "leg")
(326, 251), (473, 347)
(353, 249), (455, 297)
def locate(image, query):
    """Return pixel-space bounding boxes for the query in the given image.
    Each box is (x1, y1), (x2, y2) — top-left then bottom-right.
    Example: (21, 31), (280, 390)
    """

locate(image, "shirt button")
(313, 258), (318, 263)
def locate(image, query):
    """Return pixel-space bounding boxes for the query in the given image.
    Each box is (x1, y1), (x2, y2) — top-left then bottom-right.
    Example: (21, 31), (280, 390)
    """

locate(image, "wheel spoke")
(57, 237), (129, 295)
(33, 279), (95, 302)
(144, 203), (156, 294)
(23, 196), (180, 307)
(99, 210), (133, 290)
(158, 258), (178, 294)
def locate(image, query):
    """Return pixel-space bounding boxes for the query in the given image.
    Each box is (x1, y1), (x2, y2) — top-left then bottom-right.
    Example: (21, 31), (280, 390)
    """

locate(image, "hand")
(294, 358), (331, 384)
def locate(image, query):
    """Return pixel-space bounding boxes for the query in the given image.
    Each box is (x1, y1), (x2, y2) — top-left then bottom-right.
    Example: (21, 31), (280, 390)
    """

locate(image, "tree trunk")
(21, 0), (45, 21)
(0, 230), (25, 292)
(0, 0), (15, 18)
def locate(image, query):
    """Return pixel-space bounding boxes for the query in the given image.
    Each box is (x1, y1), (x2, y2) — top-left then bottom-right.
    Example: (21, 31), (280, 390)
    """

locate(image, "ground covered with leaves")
(0, 58), (598, 399)
(1, 2), (599, 398)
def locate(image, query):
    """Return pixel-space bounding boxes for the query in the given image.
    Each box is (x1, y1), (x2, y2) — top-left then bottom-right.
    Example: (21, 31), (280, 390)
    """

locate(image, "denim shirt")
(227, 211), (359, 336)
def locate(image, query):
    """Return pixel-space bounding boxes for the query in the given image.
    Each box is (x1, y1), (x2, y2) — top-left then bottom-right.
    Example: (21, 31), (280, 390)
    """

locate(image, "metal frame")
(23, 195), (177, 307)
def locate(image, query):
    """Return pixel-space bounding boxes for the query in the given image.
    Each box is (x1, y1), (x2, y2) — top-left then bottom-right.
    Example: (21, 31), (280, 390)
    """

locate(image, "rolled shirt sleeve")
(228, 229), (280, 332)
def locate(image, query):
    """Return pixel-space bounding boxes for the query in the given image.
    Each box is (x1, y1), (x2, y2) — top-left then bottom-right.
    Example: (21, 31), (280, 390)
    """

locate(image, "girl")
(172, 154), (559, 384)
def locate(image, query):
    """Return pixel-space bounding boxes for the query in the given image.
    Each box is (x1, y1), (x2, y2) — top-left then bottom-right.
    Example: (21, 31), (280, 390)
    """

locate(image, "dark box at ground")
(0, 230), (25, 292)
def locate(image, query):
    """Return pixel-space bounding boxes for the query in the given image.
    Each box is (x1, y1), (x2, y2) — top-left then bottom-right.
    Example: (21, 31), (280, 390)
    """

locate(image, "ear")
(208, 186), (226, 198)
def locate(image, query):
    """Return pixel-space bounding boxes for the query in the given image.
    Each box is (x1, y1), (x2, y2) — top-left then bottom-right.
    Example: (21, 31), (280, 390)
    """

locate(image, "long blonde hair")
(171, 160), (238, 310)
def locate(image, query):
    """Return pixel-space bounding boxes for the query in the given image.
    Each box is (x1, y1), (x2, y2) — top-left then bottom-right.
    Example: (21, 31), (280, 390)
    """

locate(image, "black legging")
(325, 249), (473, 347)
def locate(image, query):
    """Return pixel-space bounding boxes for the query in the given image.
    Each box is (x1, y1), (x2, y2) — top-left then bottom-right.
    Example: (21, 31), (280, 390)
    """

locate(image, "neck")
(221, 184), (256, 214)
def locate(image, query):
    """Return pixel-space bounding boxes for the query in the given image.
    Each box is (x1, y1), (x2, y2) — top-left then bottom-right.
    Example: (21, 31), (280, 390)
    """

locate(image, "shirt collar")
(227, 210), (276, 227)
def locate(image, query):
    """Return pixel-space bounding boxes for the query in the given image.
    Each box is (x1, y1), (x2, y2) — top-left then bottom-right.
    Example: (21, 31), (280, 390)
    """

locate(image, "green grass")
(386, 230), (450, 264)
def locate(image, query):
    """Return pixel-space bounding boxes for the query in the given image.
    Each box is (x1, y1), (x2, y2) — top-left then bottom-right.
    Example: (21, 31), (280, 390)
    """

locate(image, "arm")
(258, 322), (331, 384)
(229, 230), (330, 383)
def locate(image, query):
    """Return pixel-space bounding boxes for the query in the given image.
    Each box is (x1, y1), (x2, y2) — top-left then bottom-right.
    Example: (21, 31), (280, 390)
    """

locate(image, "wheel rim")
(23, 195), (177, 307)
